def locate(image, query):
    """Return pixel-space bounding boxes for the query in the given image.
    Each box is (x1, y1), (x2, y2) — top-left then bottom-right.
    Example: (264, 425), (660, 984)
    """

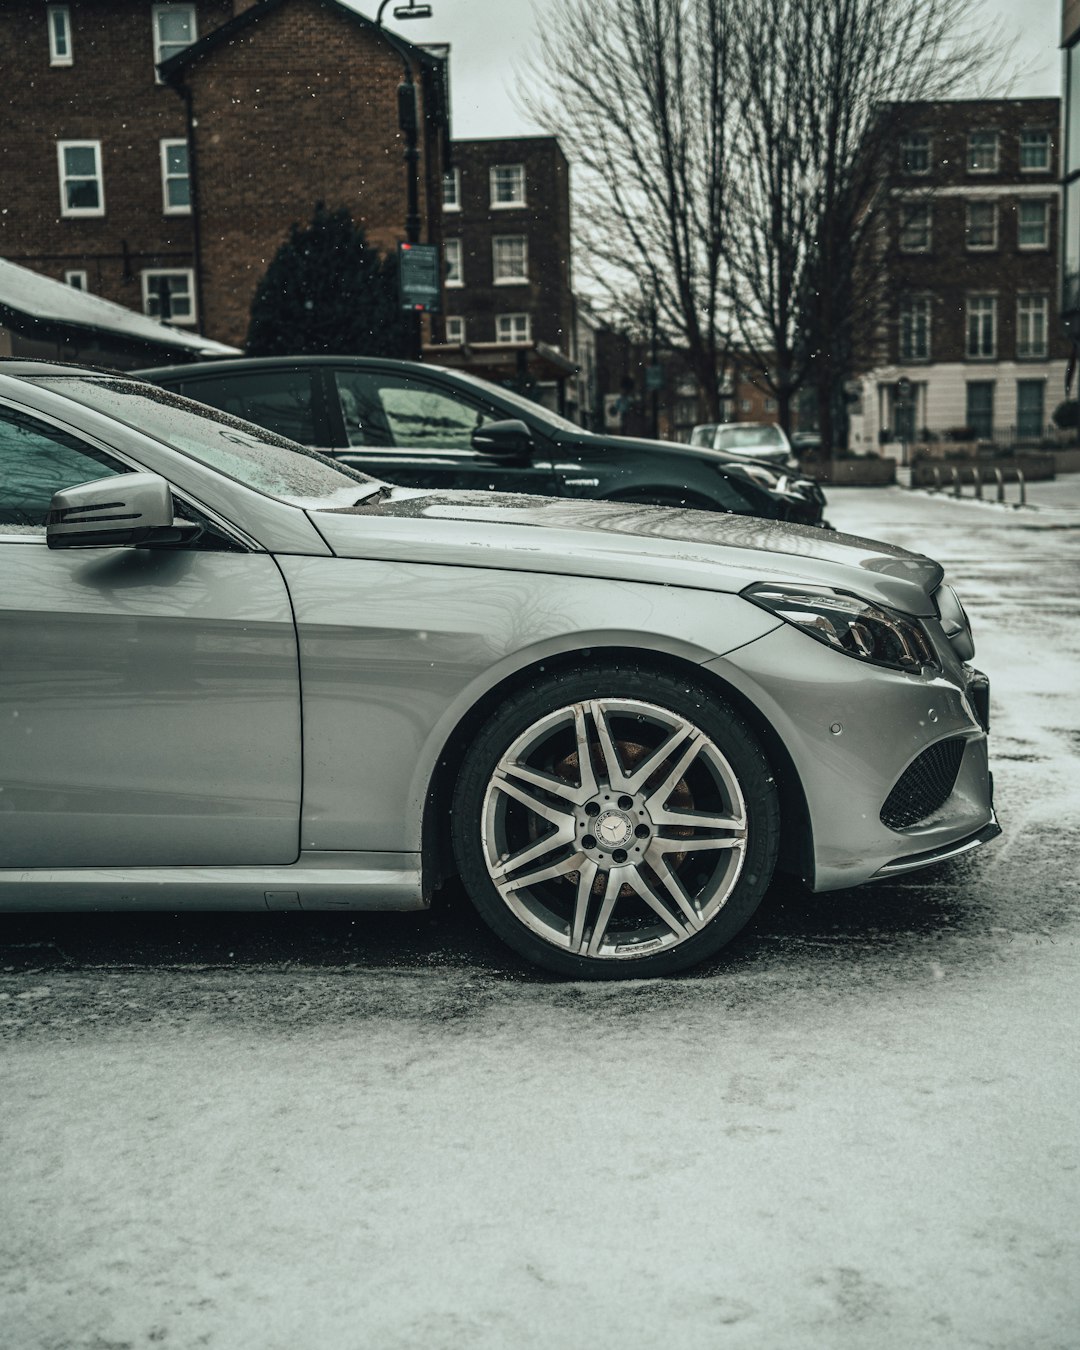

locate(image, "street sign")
(645, 363), (664, 392)
(398, 242), (441, 313)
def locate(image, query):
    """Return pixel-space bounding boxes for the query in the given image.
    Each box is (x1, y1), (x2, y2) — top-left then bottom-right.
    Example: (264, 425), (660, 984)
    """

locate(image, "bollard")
(1017, 469), (1026, 507)
(933, 466), (942, 492)
(952, 466), (962, 498)
(995, 467), (1005, 503)
(973, 465), (982, 499)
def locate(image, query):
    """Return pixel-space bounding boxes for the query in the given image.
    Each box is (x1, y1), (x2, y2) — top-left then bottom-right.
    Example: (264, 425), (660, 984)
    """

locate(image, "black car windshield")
(32, 376), (380, 504)
(714, 425), (783, 448)
(449, 369), (589, 435)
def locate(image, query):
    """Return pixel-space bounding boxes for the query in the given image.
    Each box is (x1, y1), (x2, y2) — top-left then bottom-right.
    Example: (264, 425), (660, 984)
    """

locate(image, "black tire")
(451, 664), (779, 978)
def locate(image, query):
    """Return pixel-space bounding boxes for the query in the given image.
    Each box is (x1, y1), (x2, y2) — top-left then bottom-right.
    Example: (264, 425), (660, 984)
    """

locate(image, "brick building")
(428, 135), (577, 412)
(0, 0), (449, 350)
(849, 98), (1066, 450)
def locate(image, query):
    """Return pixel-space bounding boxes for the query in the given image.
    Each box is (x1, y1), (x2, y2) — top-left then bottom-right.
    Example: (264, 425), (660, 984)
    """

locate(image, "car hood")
(567, 430), (793, 473)
(311, 488), (943, 615)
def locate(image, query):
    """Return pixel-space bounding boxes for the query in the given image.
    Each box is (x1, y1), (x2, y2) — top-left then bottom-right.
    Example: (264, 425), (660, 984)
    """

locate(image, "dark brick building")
(0, 0), (449, 349)
(850, 97), (1066, 449)
(429, 135), (577, 411)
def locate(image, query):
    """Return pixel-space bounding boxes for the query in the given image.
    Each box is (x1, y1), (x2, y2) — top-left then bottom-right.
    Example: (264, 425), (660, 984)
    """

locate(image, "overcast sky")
(347, 0), (1063, 140)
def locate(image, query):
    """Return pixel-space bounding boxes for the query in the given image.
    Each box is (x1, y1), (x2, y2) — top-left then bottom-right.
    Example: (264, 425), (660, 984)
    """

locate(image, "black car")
(136, 356), (827, 525)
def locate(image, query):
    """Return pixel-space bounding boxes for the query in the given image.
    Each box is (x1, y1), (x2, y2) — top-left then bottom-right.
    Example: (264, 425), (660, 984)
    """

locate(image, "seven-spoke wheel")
(452, 668), (779, 977)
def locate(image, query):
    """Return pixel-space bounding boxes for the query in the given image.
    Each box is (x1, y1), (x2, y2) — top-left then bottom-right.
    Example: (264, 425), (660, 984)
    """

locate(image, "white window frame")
(443, 167), (461, 211)
(1017, 294), (1049, 359)
(159, 139), (191, 215)
(900, 133), (930, 175)
(57, 140), (104, 218)
(967, 130), (999, 174)
(490, 164), (526, 209)
(444, 238), (463, 287)
(444, 316), (466, 343)
(152, 4), (197, 83)
(1017, 199), (1050, 250)
(492, 235), (528, 283)
(965, 201), (998, 251)
(966, 295), (997, 360)
(899, 296), (932, 361)
(64, 270), (88, 290)
(47, 5), (73, 66)
(1019, 129), (1051, 173)
(898, 202), (932, 253)
(141, 268), (197, 325)
(496, 313), (531, 344)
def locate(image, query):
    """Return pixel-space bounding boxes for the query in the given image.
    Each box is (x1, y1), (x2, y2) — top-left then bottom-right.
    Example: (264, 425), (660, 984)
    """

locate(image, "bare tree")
(527, 0), (1003, 448)
(523, 0), (738, 420)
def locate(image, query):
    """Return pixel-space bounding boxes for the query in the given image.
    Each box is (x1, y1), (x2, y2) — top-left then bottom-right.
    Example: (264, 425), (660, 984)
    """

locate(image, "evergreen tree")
(246, 203), (412, 357)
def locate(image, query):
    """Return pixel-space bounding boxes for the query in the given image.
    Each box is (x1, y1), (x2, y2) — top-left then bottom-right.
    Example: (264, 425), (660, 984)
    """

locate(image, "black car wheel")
(452, 665), (779, 978)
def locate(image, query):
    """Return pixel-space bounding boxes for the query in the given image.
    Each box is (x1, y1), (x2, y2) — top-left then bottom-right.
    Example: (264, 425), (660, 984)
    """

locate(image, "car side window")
(336, 372), (493, 451)
(180, 369), (317, 445)
(0, 408), (129, 532)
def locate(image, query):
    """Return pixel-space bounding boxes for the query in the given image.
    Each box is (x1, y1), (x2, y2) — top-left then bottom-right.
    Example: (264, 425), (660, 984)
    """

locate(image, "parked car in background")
(0, 360), (997, 978)
(690, 421), (794, 467)
(136, 357), (827, 526)
(791, 430), (823, 458)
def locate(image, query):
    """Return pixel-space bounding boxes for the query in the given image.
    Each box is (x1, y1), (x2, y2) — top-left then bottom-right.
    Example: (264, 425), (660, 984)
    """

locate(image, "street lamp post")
(376, 0), (434, 357)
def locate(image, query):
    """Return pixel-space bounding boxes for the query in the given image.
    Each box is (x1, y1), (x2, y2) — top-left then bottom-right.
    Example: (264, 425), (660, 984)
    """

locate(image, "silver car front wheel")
(452, 668), (779, 977)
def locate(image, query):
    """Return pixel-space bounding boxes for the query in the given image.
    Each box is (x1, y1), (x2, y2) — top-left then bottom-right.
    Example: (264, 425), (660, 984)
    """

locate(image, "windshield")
(714, 425), (784, 449)
(32, 376), (380, 504)
(689, 425), (717, 446)
(449, 368), (589, 435)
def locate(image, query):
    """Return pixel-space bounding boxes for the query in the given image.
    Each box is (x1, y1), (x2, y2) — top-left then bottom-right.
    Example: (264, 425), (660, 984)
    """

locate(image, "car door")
(327, 366), (558, 495)
(0, 400), (302, 870)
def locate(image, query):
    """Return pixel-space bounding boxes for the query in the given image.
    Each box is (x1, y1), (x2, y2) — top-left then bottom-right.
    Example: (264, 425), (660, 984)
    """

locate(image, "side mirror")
(46, 472), (200, 550)
(471, 419), (533, 460)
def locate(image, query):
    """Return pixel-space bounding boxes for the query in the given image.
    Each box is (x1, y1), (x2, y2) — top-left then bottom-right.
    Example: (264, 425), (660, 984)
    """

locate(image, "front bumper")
(706, 627), (997, 892)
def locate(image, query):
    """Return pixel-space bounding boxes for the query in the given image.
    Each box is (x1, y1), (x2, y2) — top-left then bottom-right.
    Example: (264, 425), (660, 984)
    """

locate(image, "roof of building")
(0, 259), (240, 358)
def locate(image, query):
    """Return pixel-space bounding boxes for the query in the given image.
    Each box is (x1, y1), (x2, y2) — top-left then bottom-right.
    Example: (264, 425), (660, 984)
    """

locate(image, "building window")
(1017, 294), (1048, 358)
(64, 270), (88, 290)
(965, 201), (997, 250)
(967, 130), (998, 173)
(1018, 199), (1049, 249)
(443, 167), (460, 211)
(966, 296), (996, 359)
(160, 140), (190, 215)
(47, 6), (72, 65)
(739, 399), (751, 412)
(445, 316), (466, 343)
(900, 133), (930, 174)
(899, 297), (931, 360)
(444, 238), (463, 286)
(898, 203), (931, 252)
(966, 381), (995, 438)
(57, 141), (104, 217)
(1019, 129), (1051, 172)
(496, 313), (531, 343)
(493, 235), (528, 283)
(152, 4), (197, 80)
(1016, 380), (1045, 438)
(141, 269), (196, 324)
(490, 164), (526, 208)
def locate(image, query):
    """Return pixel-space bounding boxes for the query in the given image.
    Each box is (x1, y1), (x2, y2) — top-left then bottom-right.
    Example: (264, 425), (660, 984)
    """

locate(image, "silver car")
(690, 421), (794, 467)
(0, 364), (998, 978)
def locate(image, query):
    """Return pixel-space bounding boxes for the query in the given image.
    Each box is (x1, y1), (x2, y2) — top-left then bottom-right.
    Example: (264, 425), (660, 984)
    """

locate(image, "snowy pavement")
(2, 483), (1079, 1350)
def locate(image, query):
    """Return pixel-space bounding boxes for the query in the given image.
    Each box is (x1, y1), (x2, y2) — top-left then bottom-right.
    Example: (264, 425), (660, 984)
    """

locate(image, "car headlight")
(723, 462), (782, 491)
(742, 582), (939, 672)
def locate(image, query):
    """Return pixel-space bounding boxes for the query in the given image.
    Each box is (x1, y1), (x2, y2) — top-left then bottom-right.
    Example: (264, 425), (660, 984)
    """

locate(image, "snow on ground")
(2, 481), (1079, 1350)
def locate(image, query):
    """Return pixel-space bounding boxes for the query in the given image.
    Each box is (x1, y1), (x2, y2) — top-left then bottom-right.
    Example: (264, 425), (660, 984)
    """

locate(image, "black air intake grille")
(880, 738), (966, 830)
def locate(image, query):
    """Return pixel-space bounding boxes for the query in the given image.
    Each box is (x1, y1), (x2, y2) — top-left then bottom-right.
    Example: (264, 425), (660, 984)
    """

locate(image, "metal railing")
(927, 464), (1027, 506)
